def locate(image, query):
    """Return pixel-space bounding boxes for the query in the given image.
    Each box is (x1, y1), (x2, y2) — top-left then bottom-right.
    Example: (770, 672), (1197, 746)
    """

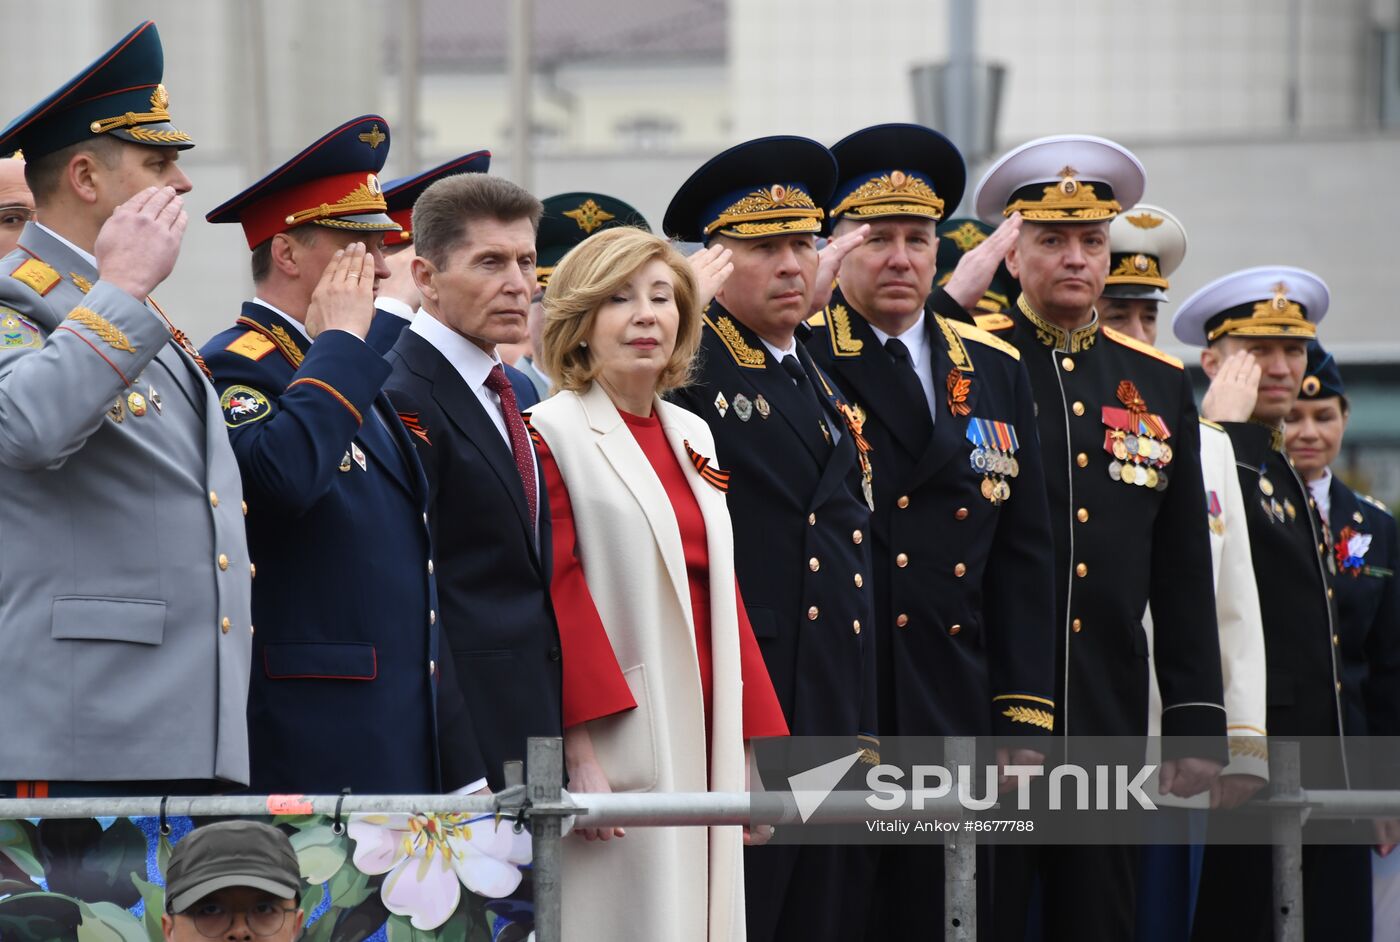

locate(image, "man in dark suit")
(1175, 273), (1373, 940)
(971, 135), (1227, 941)
(201, 116), (447, 795)
(383, 171), (563, 792)
(806, 123), (1058, 937)
(664, 136), (877, 942)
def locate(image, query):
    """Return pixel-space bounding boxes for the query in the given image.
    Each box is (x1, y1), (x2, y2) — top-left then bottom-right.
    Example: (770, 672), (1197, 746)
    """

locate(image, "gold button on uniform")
(808, 513), (817, 526)
(1076, 453), (1089, 468)
(1062, 357), (1075, 372)
(249, 563), (256, 578)
(853, 620), (861, 635)
(220, 616), (231, 633)
(854, 573), (864, 588)
(897, 495), (910, 509)
(1336, 681), (1343, 692)
(808, 606), (820, 621)
(955, 507), (968, 520)
(1076, 563), (1088, 578)
(1072, 401), (1085, 416)
(1327, 588), (1334, 599)
(896, 553), (909, 568)
(896, 614), (909, 628)
(1072, 618), (1083, 633)
(209, 490), (219, 507)
(1077, 508), (1089, 523)
(218, 553), (229, 571)
(949, 624), (962, 636)
(852, 529), (863, 545)
(430, 660), (436, 677)
(954, 562), (967, 577)
(1333, 634), (1340, 647)
(809, 557), (820, 572)
(241, 500), (249, 516)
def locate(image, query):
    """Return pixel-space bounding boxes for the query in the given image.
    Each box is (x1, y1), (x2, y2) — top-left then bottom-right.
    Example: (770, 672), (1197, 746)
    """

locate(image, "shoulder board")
(224, 330), (277, 361)
(806, 309), (827, 328)
(973, 313), (1014, 333)
(1199, 418), (1225, 432)
(1103, 326), (1183, 369)
(703, 312), (766, 369)
(10, 259), (60, 297)
(1359, 492), (1390, 514)
(949, 318), (1020, 361)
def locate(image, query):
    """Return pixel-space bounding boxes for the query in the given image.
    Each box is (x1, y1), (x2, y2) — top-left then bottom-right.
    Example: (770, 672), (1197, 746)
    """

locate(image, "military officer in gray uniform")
(0, 21), (252, 796)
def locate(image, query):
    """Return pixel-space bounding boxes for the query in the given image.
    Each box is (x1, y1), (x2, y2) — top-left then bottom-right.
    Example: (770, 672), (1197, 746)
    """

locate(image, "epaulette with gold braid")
(236, 316), (305, 368)
(1103, 326), (1184, 369)
(11, 259), (59, 296)
(973, 312), (1014, 333)
(950, 317), (1020, 361)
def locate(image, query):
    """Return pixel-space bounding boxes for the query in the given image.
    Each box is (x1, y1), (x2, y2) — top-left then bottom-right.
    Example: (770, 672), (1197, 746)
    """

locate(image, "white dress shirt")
(1309, 467), (1333, 523)
(375, 296), (417, 321)
(868, 311), (937, 420)
(759, 333), (842, 445)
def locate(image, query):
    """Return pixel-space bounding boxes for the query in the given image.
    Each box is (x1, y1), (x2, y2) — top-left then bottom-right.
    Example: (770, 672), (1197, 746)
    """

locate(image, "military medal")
(1259, 477), (1275, 497)
(733, 393), (753, 422)
(1207, 490), (1225, 535)
(981, 477), (996, 501)
(714, 391), (729, 417)
(755, 395), (770, 418)
(967, 418), (1019, 506)
(127, 390), (147, 417)
(1283, 499), (1296, 521)
(1102, 381), (1173, 491)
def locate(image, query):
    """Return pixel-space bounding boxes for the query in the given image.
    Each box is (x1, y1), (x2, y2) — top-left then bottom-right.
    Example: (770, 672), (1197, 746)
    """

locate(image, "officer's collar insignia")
(946, 368), (971, 417)
(705, 312), (766, 369)
(1102, 381), (1173, 491)
(70, 272), (93, 294)
(1248, 417), (1286, 452)
(937, 314), (973, 373)
(828, 169), (945, 222)
(1335, 525), (1372, 576)
(358, 123), (386, 148)
(1206, 281), (1315, 342)
(705, 183), (823, 239)
(220, 384), (272, 428)
(826, 303), (864, 358)
(1004, 166), (1120, 221)
(564, 198), (615, 234)
(967, 419), (1020, 505)
(237, 314), (305, 368)
(946, 220), (988, 252)
(1016, 293), (1097, 353)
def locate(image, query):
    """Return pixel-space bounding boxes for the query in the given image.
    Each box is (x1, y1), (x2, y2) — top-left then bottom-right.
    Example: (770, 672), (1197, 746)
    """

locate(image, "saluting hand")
(96, 186), (188, 301)
(687, 243), (734, 309)
(807, 223), (869, 315)
(943, 212), (1022, 313)
(305, 242), (375, 340)
(1200, 350), (1262, 423)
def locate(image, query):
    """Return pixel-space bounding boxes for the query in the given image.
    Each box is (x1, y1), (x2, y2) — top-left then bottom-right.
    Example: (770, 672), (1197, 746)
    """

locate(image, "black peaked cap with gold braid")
(827, 123), (965, 229)
(537, 192), (650, 288)
(664, 135), (837, 244)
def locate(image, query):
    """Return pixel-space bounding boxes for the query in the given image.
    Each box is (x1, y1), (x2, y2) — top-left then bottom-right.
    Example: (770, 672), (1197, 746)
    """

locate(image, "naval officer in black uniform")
(665, 135), (877, 942)
(971, 134), (1227, 941)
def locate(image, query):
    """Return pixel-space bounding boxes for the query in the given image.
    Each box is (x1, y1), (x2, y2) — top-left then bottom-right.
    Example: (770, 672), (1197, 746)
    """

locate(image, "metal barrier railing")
(4, 738), (1399, 941)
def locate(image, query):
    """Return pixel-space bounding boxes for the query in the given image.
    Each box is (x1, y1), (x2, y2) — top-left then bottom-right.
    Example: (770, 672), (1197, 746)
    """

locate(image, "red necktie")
(485, 365), (538, 525)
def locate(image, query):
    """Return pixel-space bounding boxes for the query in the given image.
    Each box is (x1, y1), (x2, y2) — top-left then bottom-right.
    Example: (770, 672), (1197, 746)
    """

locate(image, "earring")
(579, 340), (589, 349)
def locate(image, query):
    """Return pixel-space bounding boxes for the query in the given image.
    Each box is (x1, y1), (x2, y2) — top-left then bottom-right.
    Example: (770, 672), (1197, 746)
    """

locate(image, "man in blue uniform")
(201, 116), (451, 794)
(664, 136), (877, 942)
(1175, 273), (1374, 939)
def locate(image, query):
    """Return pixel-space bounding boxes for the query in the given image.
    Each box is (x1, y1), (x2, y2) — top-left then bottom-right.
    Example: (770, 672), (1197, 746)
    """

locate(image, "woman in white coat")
(526, 226), (788, 942)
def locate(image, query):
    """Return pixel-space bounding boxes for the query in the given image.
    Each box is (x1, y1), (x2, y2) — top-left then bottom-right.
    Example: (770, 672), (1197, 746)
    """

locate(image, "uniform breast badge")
(351, 442), (367, 471)
(1334, 526), (1372, 577)
(106, 396), (124, 424)
(967, 417), (1019, 505)
(837, 400), (875, 511)
(339, 451), (353, 473)
(754, 394), (770, 418)
(946, 368), (972, 417)
(148, 385), (162, 415)
(733, 393), (754, 422)
(126, 390), (147, 416)
(1102, 381), (1172, 491)
(714, 391), (729, 418)
(1207, 490), (1225, 535)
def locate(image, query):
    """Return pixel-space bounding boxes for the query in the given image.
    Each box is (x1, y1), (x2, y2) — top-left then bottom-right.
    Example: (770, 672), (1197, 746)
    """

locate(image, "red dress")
(537, 408), (787, 741)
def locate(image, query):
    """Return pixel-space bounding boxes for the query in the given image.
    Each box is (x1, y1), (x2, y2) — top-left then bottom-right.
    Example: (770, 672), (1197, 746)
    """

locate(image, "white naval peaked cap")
(973, 134), (1145, 226)
(1102, 203), (1189, 303)
(1171, 266), (1329, 347)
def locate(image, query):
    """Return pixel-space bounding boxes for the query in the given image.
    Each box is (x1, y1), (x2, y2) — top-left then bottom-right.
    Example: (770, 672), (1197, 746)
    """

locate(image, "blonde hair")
(540, 226), (701, 395)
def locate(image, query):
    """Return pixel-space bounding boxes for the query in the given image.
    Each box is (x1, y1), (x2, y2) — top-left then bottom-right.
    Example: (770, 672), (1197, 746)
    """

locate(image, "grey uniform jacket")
(0, 224), (252, 785)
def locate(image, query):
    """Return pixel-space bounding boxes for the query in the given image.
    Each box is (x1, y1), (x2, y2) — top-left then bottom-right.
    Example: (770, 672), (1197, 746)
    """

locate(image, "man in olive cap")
(162, 820), (304, 942)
